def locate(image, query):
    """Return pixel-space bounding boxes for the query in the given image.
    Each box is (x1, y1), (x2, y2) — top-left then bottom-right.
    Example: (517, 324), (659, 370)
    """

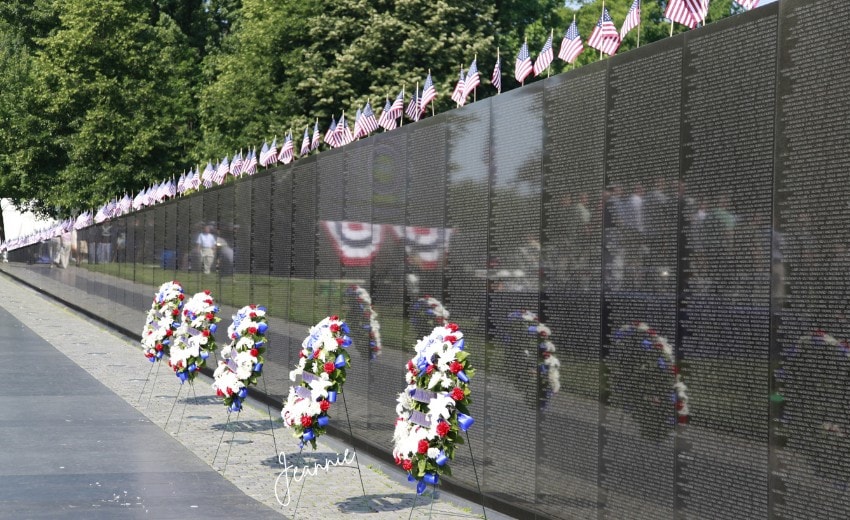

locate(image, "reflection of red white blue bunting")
(321, 221), (385, 266)
(390, 225), (453, 269)
(320, 221), (453, 268)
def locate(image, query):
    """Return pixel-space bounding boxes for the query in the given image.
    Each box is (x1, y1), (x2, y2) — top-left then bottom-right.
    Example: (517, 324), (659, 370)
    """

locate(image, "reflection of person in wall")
(196, 223), (217, 274)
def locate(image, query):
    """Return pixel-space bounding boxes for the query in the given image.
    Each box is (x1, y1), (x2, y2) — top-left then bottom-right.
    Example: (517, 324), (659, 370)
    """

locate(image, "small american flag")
(279, 132), (294, 164)
(515, 42), (532, 84)
(311, 120), (321, 150)
(360, 102), (379, 136)
(736, 0), (759, 10)
(267, 138), (279, 165)
(352, 108), (363, 139)
(215, 157), (229, 184)
(666, 0), (699, 28)
(451, 67), (466, 106)
(559, 19), (583, 64)
(533, 33), (554, 76)
(201, 164), (213, 188)
(419, 73), (437, 115)
(324, 116), (338, 148)
(588, 7), (620, 56)
(389, 89), (404, 119)
(230, 151), (243, 176)
(336, 113), (354, 146)
(176, 172), (186, 193)
(491, 56), (502, 93)
(620, 0), (641, 40)
(405, 87), (420, 122)
(258, 142), (274, 168)
(464, 58), (480, 99)
(243, 148), (258, 175)
(300, 128), (311, 156)
(378, 97), (397, 131)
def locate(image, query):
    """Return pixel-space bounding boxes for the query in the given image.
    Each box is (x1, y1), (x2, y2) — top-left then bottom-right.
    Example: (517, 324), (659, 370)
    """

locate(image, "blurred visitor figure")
(196, 223), (217, 274)
(58, 223), (74, 269)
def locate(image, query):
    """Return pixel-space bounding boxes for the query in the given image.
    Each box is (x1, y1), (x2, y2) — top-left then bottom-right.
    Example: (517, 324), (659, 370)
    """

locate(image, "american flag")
(378, 97), (397, 131)
(405, 87), (420, 122)
(243, 148), (258, 175)
(736, 0), (758, 10)
(515, 41), (532, 84)
(279, 132), (294, 164)
(324, 116), (338, 148)
(201, 162), (214, 188)
(311, 120), (321, 150)
(336, 113), (354, 146)
(451, 67), (466, 106)
(265, 139), (279, 166)
(176, 172), (186, 193)
(353, 108), (363, 139)
(588, 7), (620, 56)
(419, 73), (437, 115)
(230, 151), (243, 176)
(359, 102), (379, 136)
(389, 89), (404, 119)
(300, 127), (311, 156)
(215, 157), (230, 184)
(620, 0), (641, 39)
(559, 19), (584, 64)
(491, 55), (502, 93)
(533, 33), (554, 76)
(464, 58), (480, 99)
(259, 142), (273, 168)
(665, 0), (700, 28)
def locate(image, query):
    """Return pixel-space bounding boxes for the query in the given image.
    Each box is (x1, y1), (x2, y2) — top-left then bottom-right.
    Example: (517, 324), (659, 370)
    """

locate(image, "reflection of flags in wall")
(321, 221), (386, 266)
(390, 225), (454, 269)
(588, 7), (621, 56)
(559, 19), (583, 64)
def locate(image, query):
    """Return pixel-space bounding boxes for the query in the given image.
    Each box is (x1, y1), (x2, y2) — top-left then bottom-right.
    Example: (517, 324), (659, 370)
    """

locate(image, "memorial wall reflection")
(9, 1), (850, 518)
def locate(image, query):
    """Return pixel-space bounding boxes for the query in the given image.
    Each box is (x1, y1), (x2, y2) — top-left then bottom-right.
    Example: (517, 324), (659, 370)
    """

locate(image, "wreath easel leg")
(211, 410), (231, 467)
(466, 430), (488, 520)
(136, 361), (156, 405)
(341, 388), (368, 498)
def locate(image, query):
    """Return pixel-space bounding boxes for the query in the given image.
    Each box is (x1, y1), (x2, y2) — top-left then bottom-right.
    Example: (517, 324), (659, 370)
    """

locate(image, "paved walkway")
(0, 272), (498, 519)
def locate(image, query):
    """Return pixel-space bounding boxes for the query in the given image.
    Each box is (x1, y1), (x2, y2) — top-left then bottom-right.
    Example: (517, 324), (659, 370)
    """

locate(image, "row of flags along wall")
(1, 0), (763, 251)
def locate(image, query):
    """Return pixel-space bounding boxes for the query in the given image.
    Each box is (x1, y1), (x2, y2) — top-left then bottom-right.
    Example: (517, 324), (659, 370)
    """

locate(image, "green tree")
(197, 0), (317, 159)
(28, 0), (199, 212)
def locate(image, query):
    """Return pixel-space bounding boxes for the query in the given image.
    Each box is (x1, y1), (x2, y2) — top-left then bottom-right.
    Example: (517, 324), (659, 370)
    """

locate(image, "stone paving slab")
(0, 272), (500, 520)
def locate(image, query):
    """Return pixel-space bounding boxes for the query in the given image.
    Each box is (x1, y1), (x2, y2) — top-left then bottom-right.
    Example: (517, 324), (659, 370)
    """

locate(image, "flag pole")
(548, 29), (553, 78)
(429, 69), (435, 117)
(496, 47), (502, 96)
(637, 0), (642, 48)
(522, 38), (527, 86)
(456, 64), (461, 108)
(600, 1), (605, 60)
(400, 85), (405, 127)
(474, 54), (478, 102)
